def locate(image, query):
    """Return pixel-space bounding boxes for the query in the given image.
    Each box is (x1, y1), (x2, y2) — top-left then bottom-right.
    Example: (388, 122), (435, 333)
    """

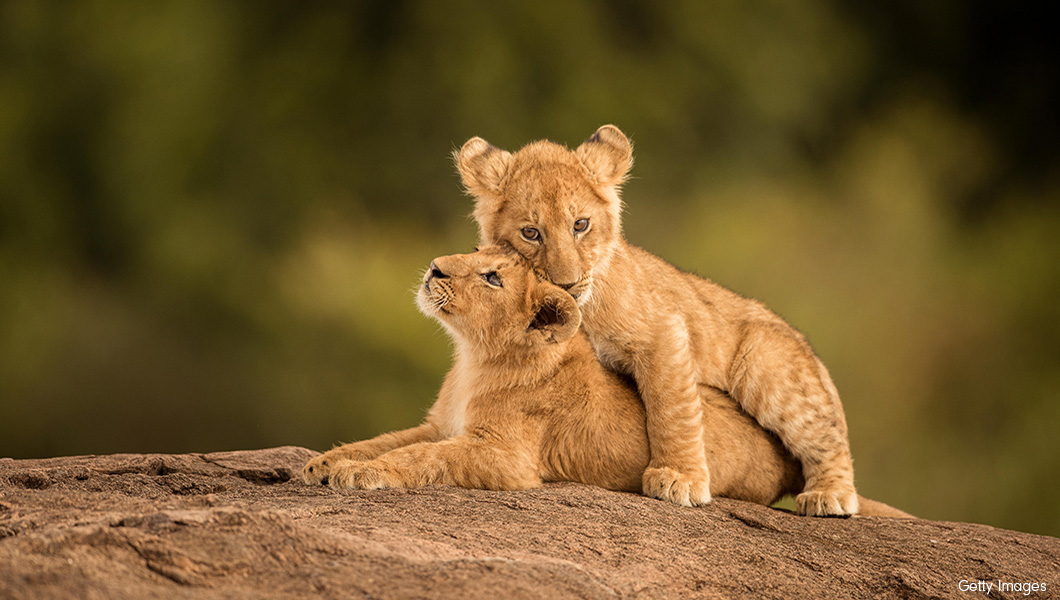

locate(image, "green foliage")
(1, 1), (1057, 536)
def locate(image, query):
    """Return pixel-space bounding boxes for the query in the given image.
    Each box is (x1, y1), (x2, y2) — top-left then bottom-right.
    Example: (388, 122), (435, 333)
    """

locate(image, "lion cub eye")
(573, 218), (589, 233)
(521, 227), (540, 242)
(482, 272), (503, 287)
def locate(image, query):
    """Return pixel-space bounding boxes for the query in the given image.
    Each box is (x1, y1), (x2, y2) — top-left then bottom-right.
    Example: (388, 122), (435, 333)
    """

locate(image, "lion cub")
(303, 247), (802, 504)
(457, 126), (860, 516)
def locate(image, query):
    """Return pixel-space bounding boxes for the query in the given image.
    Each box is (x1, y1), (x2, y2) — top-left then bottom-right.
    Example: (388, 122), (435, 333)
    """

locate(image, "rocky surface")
(0, 447), (1056, 599)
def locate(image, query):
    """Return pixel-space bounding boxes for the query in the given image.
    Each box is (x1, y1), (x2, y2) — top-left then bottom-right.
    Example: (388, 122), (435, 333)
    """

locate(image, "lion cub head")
(416, 246), (581, 358)
(455, 125), (633, 303)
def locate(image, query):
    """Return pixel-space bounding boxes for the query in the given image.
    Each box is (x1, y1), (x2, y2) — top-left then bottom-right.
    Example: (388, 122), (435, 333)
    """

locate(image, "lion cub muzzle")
(424, 261), (448, 288)
(422, 259), (461, 313)
(544, 245), (582, 291)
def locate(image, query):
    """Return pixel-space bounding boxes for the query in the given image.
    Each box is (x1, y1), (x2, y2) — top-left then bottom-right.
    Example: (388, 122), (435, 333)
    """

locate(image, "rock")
(0, 447), (1056, 599)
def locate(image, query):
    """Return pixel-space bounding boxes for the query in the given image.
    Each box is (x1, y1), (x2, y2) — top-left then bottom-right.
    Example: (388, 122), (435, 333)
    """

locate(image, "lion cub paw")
(303, 453), (339, 485)
(795, 489), (859, 517)
(328, 460), (402, 491)
(642, 466), (711, 507)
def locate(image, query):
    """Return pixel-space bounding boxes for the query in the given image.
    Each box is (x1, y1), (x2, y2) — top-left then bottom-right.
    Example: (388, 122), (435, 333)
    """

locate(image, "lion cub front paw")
(328, 460), (403, 491)
(303, 453), (340, 485)
(795, 489), (859, 517)
(642, 466), (711, 507)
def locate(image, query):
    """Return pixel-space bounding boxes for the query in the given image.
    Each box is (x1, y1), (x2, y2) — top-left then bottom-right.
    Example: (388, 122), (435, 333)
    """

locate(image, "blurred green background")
(1, 1), (1058, 537)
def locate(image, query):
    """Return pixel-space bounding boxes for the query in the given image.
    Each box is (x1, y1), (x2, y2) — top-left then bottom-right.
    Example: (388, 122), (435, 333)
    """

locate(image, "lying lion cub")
(302, 248), (910, 517)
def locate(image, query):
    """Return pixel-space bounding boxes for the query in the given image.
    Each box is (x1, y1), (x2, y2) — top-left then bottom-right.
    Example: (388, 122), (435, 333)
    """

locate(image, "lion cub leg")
(328, 433), (541, 492)
(729, 323), (858, 516)
(636, 320), (712, 507)
(303, 423), (439, 485)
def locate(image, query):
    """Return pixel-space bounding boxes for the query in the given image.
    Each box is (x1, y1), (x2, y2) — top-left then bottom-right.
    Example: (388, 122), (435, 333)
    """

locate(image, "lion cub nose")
(428, 262), (449, 280)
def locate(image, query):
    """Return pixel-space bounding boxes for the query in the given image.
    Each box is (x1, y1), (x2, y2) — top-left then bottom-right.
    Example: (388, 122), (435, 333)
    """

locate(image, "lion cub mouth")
(566, 280), (592, 303)
(418, 279), (453, 315)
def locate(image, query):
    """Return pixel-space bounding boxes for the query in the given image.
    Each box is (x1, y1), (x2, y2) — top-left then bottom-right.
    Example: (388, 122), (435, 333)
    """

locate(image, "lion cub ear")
(456, 137), (512, 198)
(575, 125), (633, 187)
(526, 285), (581, 345)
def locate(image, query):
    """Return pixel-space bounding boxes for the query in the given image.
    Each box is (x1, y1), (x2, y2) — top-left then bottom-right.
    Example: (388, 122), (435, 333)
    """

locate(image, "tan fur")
(455, 125), (861, 516)
(303, 248), (799, 505)
(302, 248), (912, 518)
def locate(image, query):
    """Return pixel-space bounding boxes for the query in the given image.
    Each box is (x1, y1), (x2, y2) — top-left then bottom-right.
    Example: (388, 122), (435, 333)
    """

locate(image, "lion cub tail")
(857, 495), (915, 519)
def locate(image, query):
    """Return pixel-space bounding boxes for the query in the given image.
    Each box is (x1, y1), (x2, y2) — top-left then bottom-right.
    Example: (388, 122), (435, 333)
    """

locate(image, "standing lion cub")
(457, 126), (860, 516)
